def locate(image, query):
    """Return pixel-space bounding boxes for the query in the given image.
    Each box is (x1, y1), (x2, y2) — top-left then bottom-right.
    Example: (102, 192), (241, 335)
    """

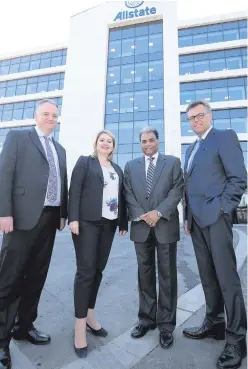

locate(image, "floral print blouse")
(101, 165), (119, 220)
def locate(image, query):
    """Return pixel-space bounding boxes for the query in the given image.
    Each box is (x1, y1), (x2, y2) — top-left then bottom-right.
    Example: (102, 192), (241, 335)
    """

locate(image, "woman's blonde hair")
(92, 130), (116, 161)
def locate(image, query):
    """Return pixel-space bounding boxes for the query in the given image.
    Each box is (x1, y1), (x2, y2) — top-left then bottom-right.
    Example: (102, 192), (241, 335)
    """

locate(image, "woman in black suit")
(68, 130), (128, 358)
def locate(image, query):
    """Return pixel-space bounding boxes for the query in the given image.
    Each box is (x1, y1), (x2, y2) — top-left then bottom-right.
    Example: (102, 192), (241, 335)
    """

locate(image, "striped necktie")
(147, 157), (155, 197)
(44, 136), (58, 203)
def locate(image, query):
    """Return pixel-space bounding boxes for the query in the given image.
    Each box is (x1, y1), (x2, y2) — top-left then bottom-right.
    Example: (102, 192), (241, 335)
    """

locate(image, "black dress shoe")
(12, 326), (51, 345)
(0, 348), (11, 369)
(74, 345), (88, 358)
(159, 330), (173, 349)
(86, 323), (108, 337)
(216, 343), (247, 369)
(131, 323), (156, 339)
(183, 322), (225, 340)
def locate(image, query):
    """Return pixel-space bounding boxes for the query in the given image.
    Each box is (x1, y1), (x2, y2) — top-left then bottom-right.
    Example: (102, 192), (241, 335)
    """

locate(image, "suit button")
(146, 196), (149, 200)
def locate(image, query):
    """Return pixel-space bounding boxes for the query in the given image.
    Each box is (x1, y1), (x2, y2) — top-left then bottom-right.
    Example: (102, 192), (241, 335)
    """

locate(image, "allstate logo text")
(114, 1), (157, 21)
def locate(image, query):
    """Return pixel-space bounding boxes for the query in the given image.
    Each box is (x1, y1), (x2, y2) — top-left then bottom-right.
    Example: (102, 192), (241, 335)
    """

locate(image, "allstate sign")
(114, 1), (157, 22)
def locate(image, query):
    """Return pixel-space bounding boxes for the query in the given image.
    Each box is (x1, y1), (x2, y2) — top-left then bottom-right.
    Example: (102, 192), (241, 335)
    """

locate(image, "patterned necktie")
(44, 137), (58, 203)
(147, 157), (155, 197)
(187, 138), (203, 172)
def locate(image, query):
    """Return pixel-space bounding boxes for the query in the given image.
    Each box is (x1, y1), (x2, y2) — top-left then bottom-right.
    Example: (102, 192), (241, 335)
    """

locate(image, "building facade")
(0, 1), (247, 178)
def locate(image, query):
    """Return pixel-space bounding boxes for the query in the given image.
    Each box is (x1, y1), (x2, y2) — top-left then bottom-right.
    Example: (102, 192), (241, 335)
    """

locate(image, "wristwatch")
(157, 211), (163, 218)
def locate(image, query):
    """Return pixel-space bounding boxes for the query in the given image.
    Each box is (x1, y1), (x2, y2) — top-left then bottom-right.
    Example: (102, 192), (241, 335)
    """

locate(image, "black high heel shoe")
(73, 332), (88, 358)
(86, 323), (108, 337)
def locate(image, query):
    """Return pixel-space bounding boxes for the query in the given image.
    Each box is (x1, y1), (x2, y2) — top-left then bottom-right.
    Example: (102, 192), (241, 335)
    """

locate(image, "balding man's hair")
(35, 99), (58, 112)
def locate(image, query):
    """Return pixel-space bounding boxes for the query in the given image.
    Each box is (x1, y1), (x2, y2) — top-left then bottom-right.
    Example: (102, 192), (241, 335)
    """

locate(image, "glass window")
(37, 81), (48, 93)
(109, 29), (122, 41)
(23, 107), (34, 119)
(179, 36), (192, 47)
(135, 36), (149, 55)
(240, 27), (248, 39)
(211, 87), (228, 102)
(149, 34), (163, 53)
(149, 89), (163, 110)
(209, 58), (226, 72)
(106, 94), (119, 114)
(194, 60), (209, 73)
(12, 109), (23, 120)
(149, 119), (164, 141)
(122, 38), (135, 57)
(180, 90), (195, 105)
(214, 118), (231, 130)
(231, 117), (247, 133)
(30, 61), (40, 70)
(107, 66), (120, 86)
(228, 86), (246, 100)
(120, 92), (134, 113)
(117, 154), (132, 169)
(149, 22), (163, 34)
(193, 33), (208, 45)
(2, 110), (13, 121)
(0, 66), (10, 75)
(135, 62), (148, 83)
(19, 62), (30, 72)
(134, 90), (148, 112)
(109, 40), (121, 59)
(223, 29), (239, 41)
(226, 56), (242, 70)
(5, 87), (16, 97)
(121, 64), (135, 84)
(119, 122), (133, 144)
(16, 85), (26, 95)
(180, 62), (194, 75)
(118, 144), (133, 153)
(207, 31), (223, 43)
(195, 88), (212, 101)
(136, 24), (148, 36)
(40, 59), (51, 69)
(26, 84), (37, 94)
(9, 64), (19, 74)
(133, 121), (148, 143)
(122, 27), (135, 39)
(51, 57), (62, 67)
(48, 80), (60, 91)
(149, 60), (163, 80)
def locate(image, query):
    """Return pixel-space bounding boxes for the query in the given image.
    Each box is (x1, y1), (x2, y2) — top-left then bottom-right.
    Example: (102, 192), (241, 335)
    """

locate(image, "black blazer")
(0, 128), (68, 230)
(68, 156), (128, 231)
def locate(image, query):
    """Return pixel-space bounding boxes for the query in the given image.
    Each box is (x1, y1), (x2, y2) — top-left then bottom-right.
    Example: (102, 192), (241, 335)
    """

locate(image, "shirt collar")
(145, 151), (159, 162)
(35, 126), (53, 140)
(198, 125), (213, 141)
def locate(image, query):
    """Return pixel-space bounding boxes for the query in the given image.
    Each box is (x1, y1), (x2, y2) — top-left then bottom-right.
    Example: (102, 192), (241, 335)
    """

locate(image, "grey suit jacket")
(183, 128), (247, 229)
(0, 128), (68, 230)
(124, 154), (184, 244)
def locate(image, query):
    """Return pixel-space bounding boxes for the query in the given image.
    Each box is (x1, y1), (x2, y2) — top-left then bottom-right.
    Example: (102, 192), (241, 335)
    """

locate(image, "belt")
(43, 206), (60, 211)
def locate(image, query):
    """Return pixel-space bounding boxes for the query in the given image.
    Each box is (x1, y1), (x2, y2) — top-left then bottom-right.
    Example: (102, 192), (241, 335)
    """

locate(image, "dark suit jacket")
(124, 154), (184, 244)
(184, 128), (247, 229)
(0, 128), (68, 230)
(68, 156), (128, 231)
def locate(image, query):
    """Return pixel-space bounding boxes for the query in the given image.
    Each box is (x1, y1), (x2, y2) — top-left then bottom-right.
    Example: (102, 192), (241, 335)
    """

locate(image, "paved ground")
(0, 225), (246, 369)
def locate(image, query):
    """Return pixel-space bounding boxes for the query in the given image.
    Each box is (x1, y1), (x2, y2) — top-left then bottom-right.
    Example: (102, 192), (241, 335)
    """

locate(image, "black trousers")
(0, 207), (59, 349)
(72, 218), (117, 319)
(134, 229), (177, 332)
(191, 213), (247, 345)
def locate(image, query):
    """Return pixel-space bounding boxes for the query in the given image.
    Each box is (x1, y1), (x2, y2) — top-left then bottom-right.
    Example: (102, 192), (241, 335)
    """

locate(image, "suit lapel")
(93, 157), (104, 184)
(188, 128), (215, 176)
(137, 156), (147, 195)
(53, 139), (65, 175)
(149, 154), (166, 196)
(112, 162), (122, 191)
(184, 142), (195, 175)
(29, 128), (47, 160)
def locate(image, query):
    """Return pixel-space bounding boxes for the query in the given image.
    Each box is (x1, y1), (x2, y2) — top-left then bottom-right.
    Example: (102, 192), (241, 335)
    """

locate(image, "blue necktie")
(187, 138), (203, 172)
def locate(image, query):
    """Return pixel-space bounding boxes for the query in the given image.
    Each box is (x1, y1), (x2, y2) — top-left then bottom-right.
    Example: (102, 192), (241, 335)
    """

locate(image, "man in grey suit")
(183, 100), (247, 369)
(0, 99), (68, 369)
(124, 127), (183, 349)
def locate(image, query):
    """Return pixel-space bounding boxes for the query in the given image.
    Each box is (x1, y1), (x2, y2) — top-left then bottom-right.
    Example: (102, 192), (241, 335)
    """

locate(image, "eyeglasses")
(188, 112), (208, 122)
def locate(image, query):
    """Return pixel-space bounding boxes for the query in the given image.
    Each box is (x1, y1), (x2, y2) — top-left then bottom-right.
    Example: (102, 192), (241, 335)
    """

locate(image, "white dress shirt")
(35, 126), (61, 206)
